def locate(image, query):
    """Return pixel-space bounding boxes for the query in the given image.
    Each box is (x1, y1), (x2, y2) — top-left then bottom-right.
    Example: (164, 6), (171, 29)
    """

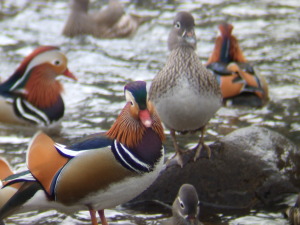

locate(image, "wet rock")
(131, 126), (300, 211)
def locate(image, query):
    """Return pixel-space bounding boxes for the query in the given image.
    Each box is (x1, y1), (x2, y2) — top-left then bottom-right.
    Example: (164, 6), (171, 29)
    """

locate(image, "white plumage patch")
(54, 143), (95, 158)
(15, 98), (46, 125)
(114, 140), (151, 173)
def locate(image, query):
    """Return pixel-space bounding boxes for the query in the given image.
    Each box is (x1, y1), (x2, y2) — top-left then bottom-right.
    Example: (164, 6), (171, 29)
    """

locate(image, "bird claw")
(193, 143), (211, 161)
(166, 144), (212, 168)
(166, 149), (190, 168)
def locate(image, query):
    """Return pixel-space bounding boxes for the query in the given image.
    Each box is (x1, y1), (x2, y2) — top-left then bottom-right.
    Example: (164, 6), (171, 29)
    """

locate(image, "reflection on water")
(0, 0), (299, 224)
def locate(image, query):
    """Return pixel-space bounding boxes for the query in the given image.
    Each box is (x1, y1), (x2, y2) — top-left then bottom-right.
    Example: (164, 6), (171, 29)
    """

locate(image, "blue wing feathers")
(67, 133), (113, 151)
(54, 133), (113, 158)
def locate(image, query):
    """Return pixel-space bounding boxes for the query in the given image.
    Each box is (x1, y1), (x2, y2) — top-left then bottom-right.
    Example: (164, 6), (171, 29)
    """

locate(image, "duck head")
(168, 12), (197, 51)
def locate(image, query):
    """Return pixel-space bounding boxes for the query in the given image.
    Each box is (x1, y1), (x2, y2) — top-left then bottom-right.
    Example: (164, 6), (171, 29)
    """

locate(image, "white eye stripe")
(175, 21), (181, 28)
(9, 50), (61, 91)
(125, 90), (136, 106)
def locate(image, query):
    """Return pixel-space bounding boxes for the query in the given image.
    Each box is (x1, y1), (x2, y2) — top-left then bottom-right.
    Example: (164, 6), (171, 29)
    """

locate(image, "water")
(0, 0), (299, 224)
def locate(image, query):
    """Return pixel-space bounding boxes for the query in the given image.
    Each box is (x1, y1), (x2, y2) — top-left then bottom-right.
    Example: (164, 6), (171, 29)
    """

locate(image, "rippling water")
(0, 0), (299, 224)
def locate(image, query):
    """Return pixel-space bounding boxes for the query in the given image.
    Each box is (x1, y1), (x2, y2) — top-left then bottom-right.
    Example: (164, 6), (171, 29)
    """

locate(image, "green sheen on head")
(124, 81), (147, 110)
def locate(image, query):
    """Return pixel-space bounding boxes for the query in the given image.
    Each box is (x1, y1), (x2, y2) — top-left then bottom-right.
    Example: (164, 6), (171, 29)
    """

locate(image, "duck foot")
(192, 143), (211, 161)
(166, 149), (194, 168)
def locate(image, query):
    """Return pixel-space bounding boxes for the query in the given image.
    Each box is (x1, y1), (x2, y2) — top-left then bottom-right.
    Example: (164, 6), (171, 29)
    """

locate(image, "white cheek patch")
(125, 90), (135, 106)
(9, 50), (61, 91)
(26, 50), (61, 73)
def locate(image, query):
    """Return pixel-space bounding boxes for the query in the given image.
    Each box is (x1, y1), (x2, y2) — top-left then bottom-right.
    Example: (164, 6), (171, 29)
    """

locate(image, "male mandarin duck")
(149, 12), (222, 167)
(285, 194), (300, 225)
(0, 46), (77, 127)
(164, 184), (202, 225)
(62, 0), (153, 39)
(0, 81), (165, 225)
(206, 22), (269, 107)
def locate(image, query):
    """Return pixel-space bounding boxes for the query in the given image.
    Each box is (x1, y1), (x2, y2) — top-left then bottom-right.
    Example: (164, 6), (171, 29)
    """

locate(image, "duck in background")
(149, 12), (222, 167)
(206, 22), (269, 107)
(0, 81), (165, 225)
(285, 194), (300, 225)
(163, 184), (202, 225)
(63, 0), (153, 39)
(0, 46), (77, 127)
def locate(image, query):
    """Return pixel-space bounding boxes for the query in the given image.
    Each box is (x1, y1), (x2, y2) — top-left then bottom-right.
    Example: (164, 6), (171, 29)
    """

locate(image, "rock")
(130, 126), (300, 213)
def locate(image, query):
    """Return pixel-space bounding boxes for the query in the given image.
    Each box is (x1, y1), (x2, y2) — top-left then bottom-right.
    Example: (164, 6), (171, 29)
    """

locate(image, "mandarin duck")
(62, 0), (153, 39)
(0, 157), (22, 209)
(149, 12), (222, 167)
(206, 22), (269, 107)
(0, 46), (77, 127)
(164, 184), (202, 225)
(0, 81), (165, 225)
(285, 194), (300, 225)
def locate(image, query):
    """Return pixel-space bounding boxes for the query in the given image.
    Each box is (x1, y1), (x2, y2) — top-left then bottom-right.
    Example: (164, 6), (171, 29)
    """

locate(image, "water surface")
(0, 0), (299, 224)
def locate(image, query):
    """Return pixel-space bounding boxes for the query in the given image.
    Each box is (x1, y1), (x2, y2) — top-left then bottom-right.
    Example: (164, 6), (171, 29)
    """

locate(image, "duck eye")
(53, 59), (61, 66)
(179, 200), (184, 209)
(175, 21), (181, 29)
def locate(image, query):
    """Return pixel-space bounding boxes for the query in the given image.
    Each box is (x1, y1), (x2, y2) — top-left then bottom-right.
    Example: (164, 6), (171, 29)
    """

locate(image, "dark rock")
(130, 126), (300, 213)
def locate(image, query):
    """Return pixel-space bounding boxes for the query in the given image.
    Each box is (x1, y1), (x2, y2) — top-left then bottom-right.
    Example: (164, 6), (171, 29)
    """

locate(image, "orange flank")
(27, 132), (68, 197)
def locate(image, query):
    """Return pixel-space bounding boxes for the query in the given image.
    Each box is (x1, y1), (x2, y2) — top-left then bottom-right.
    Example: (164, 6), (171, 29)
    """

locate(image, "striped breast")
(12, 96), (65, 126)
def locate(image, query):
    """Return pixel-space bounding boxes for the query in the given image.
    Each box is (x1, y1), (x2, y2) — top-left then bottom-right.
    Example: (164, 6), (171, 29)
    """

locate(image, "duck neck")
(220, 36), (231, 63)
(71, 0), (89, 13)
(170, 45), (197, 61)
(221, 36), (247, 63)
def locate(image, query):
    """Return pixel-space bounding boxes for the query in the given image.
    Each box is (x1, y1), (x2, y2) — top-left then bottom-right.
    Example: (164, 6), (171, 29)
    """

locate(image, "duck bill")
(63, 68), (77, 80)
(139, 109), (152, 128)
(186, 215), (197, 225)
(183, 29), (196, 45)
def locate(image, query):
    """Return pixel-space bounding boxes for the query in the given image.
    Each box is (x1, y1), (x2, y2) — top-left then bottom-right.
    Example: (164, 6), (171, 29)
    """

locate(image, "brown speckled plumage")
(149, 11), (221, 167)
(150, 46), (220, 100)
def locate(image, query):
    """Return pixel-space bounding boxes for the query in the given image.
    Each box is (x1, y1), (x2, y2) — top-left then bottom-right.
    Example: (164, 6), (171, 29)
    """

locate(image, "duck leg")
(168, 129), (187, 168)
(98, 210), (108, 225)
(193, 127), (211, 161)
(88, 208), (98, 225)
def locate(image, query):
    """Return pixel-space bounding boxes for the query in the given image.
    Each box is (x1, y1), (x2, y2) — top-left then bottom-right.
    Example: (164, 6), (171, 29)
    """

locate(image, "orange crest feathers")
(106, 102), (165, 148)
